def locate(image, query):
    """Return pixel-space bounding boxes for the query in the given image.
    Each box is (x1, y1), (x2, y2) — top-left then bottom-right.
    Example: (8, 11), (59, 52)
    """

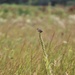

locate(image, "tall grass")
(0, 5), (75, 75)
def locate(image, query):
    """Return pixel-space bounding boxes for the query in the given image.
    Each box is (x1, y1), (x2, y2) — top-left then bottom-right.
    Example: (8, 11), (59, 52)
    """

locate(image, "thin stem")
(39, 33), (47, 56)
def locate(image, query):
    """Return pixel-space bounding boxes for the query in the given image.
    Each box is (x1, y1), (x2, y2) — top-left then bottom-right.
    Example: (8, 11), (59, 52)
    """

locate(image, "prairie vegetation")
(0, 5), (75, 75)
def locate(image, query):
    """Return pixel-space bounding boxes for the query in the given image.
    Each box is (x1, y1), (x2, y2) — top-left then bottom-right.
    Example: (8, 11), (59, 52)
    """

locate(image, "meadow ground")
(0, 4), (75, 75)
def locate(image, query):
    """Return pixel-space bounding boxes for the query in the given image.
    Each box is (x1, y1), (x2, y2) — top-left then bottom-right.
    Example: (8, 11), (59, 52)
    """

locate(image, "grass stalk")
(38, 28), (53, 75)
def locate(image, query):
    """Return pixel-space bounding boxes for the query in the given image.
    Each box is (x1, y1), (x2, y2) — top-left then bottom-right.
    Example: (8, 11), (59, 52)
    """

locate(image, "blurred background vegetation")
(0, 0), (75, 6)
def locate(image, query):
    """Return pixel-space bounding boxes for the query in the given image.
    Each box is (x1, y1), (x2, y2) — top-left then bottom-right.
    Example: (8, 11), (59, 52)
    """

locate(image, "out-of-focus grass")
(0, 5), (75, 75)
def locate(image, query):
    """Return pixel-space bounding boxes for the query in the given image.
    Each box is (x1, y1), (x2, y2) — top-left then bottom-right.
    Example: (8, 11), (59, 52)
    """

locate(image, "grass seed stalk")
(37, 28), (53, 75)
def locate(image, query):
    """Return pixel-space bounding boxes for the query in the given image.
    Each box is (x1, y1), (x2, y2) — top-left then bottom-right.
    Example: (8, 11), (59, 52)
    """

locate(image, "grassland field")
(0, 4), (75, 75)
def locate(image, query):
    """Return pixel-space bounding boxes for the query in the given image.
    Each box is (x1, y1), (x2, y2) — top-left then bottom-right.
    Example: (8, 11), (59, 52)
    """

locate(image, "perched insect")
(37, 28), (43, 33)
